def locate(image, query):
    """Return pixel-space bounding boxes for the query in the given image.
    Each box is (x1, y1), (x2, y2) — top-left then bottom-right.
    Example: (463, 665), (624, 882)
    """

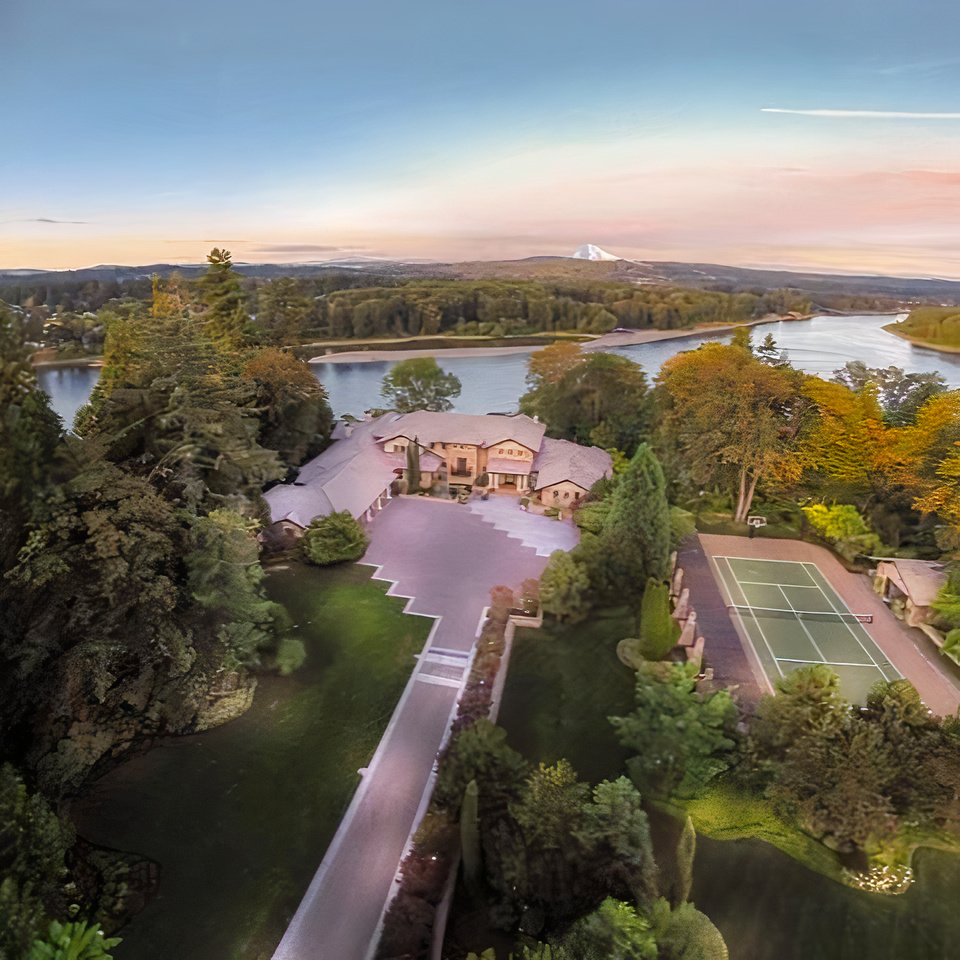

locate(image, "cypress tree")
(603, 443), (670, 598)
(406, 435), (421, 492)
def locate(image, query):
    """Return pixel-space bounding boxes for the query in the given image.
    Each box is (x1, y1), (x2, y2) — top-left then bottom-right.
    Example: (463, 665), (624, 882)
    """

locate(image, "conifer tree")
(406, 435), (421, 491)
(198, 248), (249, 346)
(603, 443), (670, 597)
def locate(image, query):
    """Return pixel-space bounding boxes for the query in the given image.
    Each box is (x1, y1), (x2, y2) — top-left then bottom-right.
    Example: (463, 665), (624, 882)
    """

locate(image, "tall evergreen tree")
(198, 248), (250, 346)
(406, 435), (421, 491)
(603, 443), (670, 598)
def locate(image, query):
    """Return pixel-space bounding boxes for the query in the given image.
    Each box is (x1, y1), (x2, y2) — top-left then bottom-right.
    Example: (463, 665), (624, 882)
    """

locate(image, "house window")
(508, 449), (514, 455)
(574, 491), (581, 500)
(553, 490), (559, 499)
(499, 448), (504, 454)
(564, 491), (570, 499)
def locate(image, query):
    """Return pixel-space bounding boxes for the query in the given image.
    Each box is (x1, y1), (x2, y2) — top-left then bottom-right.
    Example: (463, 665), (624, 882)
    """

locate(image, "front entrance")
(501, 474), (516, 487)
(455, 457), (468, 476)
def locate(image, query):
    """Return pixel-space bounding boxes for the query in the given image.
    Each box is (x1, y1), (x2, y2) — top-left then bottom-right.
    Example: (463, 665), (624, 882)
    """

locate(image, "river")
(38, 315), (960, 424)
(44, 313), (960, 959)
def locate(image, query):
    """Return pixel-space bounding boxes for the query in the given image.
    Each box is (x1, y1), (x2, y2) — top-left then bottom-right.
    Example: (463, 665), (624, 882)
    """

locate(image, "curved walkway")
(272, 497), (571, 960)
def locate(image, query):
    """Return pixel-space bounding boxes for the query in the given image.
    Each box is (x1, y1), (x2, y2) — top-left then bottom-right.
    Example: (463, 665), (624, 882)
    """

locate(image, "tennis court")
(713, 556), (899, 704)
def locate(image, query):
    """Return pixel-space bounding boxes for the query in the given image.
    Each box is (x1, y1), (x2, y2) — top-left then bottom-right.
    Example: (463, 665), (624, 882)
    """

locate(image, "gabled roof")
(265, 414), (398, 526)
(374, 411), (545, 451)
(532, 438), (613, 491)
(877, 559), (946, 608)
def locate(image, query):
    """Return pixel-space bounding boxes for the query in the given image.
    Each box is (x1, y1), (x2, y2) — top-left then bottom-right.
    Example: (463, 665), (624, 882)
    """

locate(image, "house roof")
(532, 438), (613, 491)
(878, 559), (946, 608)
(386, 450), (444, 472)
(374, 411), (545, 451)
(486, 457), (532, 476)
(264, 414), (398, 526)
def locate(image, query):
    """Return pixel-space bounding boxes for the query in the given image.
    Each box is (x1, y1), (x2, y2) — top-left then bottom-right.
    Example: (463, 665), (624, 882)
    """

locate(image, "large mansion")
(264, 411), (613, 531)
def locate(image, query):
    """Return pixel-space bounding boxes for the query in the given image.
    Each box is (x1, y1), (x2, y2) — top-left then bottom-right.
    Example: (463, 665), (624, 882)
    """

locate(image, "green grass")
(674, 786), (845, 883)
(497, 609), (638, 784)
(95, 561), (430, 960)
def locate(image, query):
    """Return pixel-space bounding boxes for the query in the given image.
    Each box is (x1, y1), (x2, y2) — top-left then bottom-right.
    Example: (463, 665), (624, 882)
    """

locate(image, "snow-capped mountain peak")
(572, 243), (620, 261)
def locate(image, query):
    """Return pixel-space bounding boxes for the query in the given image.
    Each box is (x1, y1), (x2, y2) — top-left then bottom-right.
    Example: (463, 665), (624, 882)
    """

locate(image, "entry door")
(457, 457), (467, 475)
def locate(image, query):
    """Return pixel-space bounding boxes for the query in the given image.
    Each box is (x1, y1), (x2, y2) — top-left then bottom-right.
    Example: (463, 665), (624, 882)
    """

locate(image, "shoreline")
(882, 323), (960, 355)
(32, 355), (104, 369)
(309, 314), (816, 364)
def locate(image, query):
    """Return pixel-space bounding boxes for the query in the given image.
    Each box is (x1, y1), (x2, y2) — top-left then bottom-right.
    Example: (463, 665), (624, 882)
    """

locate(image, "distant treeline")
(9, 272), (815, 353)
(314, 280), (812, 339)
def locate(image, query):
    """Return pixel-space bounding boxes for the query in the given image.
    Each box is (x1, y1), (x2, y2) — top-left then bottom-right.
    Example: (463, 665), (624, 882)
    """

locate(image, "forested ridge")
(7, 268), (814, 360)
(0, 251), (333, 956)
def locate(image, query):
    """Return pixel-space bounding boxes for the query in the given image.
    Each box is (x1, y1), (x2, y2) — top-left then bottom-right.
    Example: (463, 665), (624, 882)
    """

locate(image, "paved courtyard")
(273, 496), (575, 960)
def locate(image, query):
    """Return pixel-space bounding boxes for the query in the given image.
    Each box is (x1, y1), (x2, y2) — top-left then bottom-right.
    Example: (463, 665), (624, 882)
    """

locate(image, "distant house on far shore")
(263, 410), (613, 537)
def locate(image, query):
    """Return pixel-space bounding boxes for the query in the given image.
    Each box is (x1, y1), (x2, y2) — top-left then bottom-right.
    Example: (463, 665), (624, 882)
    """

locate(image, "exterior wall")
(489, 442), (534, 463)
(444, 442), (480, 479)
(538, 480), (588, 505)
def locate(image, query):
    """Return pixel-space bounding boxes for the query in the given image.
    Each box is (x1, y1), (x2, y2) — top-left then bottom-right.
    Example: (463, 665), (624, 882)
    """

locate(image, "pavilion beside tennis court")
(698, 534), (960, 716)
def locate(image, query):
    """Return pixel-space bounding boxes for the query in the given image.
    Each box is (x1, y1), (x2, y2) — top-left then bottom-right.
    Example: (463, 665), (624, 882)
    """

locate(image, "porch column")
(493, 474), (499, 490)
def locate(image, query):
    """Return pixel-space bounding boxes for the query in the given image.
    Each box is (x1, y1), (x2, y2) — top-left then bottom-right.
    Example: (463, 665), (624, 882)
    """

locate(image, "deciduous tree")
(658, 343), (802, 522)
(381, 357), (462, 412)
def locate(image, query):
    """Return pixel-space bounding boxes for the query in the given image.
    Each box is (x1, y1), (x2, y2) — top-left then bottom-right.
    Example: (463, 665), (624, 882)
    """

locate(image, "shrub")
(540, 550), (592, 623)
(28, 921), (121, 960)
(274, 636), (307, 675)
(489, 585), (515, 622)
(301, 511), (369, 565)
(520, 578), (540, 615)
(636, 578), (681, 660)
(801, 503), (883, 561)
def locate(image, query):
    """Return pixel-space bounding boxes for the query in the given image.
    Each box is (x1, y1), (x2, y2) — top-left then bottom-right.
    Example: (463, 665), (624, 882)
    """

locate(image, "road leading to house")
(272, 496), (569, 960)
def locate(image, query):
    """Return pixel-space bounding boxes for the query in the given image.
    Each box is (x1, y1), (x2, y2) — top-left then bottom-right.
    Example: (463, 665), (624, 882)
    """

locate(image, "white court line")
(778, 658), (889, 667)
(776, 584), (830, 663)
(801, 562), (899, 680)
(739, 606), (786, 679)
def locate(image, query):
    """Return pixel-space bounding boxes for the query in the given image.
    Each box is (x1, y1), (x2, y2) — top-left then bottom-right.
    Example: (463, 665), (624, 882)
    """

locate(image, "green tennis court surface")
(714, 556), (899, 704)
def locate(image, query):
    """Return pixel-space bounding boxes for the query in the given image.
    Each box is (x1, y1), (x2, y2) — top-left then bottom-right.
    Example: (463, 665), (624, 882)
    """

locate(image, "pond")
(495, 621), (960, 960)
(71, 562), (430, 960)
(41, 315), (960, 422)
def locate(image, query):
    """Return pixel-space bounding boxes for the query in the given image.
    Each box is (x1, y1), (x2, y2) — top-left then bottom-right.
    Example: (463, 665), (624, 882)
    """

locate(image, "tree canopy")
(380, 357), (462, 412)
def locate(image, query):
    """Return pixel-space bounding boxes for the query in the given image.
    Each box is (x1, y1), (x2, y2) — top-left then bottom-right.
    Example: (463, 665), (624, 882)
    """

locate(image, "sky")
(3, 0), (960, 277)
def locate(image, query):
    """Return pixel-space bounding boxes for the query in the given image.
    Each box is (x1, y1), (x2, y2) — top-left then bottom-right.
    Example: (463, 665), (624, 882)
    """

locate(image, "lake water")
(37, 316), (960, 423)
(315, 314), (960, 417)
(35, 364), (102, 428)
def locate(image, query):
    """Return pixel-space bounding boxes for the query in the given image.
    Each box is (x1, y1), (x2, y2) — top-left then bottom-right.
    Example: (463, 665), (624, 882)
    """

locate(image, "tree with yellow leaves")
(656, 342), (802, 522)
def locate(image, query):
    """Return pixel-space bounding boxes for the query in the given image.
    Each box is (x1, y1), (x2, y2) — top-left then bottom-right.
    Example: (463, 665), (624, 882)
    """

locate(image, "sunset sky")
(3, 0), (960, 276)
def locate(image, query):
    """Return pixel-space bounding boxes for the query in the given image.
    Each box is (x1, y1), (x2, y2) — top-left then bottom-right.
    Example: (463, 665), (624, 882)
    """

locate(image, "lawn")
(85, 561), (431, 960)
(497, 606), (638, 784)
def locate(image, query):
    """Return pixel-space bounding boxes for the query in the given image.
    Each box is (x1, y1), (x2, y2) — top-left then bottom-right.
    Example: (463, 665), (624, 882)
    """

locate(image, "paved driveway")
(272, 497), (571, 960)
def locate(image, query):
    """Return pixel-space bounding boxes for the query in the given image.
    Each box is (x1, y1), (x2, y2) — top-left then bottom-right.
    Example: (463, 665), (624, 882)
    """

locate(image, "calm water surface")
(35, 364), (102, 427)
(40, 316), (960, 421)
(316, 314), (960, 417)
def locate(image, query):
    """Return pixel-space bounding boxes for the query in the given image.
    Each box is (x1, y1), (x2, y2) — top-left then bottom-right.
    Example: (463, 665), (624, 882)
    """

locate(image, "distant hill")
(3, 257), (959, 303)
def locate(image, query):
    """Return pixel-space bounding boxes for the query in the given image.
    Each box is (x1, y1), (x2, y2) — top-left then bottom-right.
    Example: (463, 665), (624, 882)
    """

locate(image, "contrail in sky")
(762, 108), (960, 118)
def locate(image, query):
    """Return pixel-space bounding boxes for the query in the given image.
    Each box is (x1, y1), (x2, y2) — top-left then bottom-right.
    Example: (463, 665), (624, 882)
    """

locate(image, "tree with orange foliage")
(243, 349), (333, 466)
(657, 342), (802, 522)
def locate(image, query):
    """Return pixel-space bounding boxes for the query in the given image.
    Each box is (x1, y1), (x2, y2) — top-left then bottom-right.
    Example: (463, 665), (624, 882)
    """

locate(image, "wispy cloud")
(762, 108), (960, 119)
(0, 217), (89, 224)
